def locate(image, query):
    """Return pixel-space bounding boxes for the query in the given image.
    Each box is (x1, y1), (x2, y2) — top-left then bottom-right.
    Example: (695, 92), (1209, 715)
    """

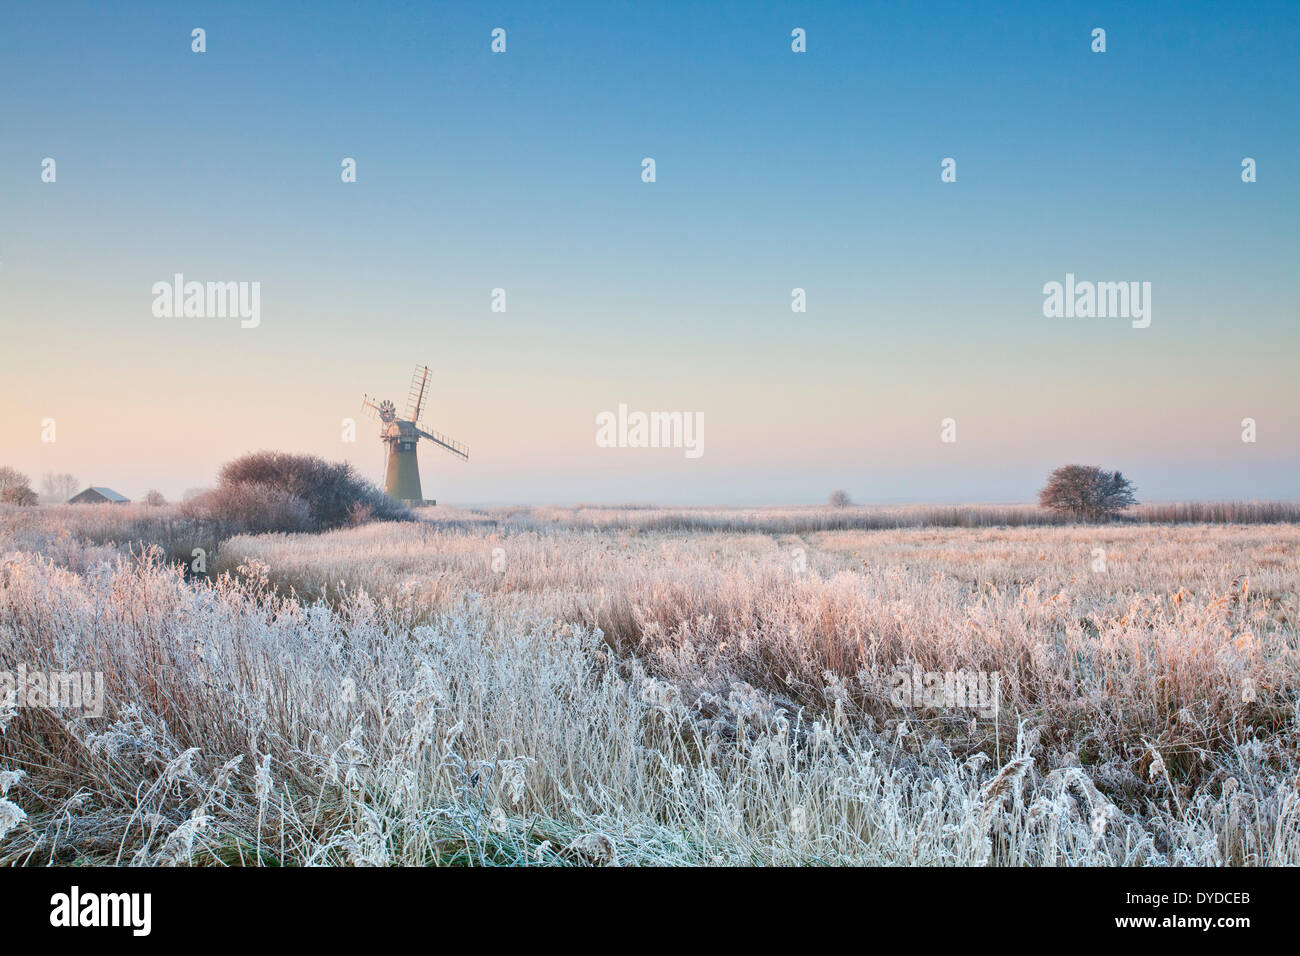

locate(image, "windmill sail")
(416, 424), (469, 460)
(406, 365), (431, 422)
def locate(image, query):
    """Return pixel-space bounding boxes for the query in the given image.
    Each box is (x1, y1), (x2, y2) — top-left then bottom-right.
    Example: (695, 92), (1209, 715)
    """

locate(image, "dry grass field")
(1, 503), (1298, 865)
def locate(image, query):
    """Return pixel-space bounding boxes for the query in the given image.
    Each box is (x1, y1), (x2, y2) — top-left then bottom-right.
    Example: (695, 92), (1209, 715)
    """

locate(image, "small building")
(68, 487), (131, 505)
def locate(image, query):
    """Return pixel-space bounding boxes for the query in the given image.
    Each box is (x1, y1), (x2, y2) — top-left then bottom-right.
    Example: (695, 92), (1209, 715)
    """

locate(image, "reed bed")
(1, 505), (1297, 865)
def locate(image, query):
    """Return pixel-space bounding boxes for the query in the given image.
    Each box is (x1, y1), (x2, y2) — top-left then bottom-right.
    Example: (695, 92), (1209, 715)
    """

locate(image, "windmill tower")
(361, 365), (468, 506)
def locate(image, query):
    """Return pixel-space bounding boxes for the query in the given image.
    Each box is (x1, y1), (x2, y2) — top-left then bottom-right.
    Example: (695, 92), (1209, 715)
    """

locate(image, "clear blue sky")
(2, 1), (1297, 504)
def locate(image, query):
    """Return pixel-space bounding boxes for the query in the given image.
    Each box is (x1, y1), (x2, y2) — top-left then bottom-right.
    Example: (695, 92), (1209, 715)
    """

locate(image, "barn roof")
(83, 487), (130, 502)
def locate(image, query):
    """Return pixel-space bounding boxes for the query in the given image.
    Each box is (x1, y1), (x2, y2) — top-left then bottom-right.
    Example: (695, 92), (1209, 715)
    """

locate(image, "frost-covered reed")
(1, 510), (1297, 865)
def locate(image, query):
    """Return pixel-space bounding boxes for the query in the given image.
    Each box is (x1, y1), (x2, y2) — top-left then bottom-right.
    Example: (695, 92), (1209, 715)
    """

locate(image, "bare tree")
(1038, 465), (1137, 521)
(828, 489), (853, 508)
(40, 471), (80, 503)
(143, 489), (168, 506)
(0, 466), (38, 506)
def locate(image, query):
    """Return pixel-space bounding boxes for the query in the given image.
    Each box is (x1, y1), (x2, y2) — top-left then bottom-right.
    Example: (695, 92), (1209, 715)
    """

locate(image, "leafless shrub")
(218, 451), (410, 529)
(1039, 465), (1137, 521)
(0, 467), (37, 507)
(181, 483), (316, 536)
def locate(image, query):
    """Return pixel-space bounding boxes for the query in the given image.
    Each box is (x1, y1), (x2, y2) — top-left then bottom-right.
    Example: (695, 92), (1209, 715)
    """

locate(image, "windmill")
(361, 365), (468, 505)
